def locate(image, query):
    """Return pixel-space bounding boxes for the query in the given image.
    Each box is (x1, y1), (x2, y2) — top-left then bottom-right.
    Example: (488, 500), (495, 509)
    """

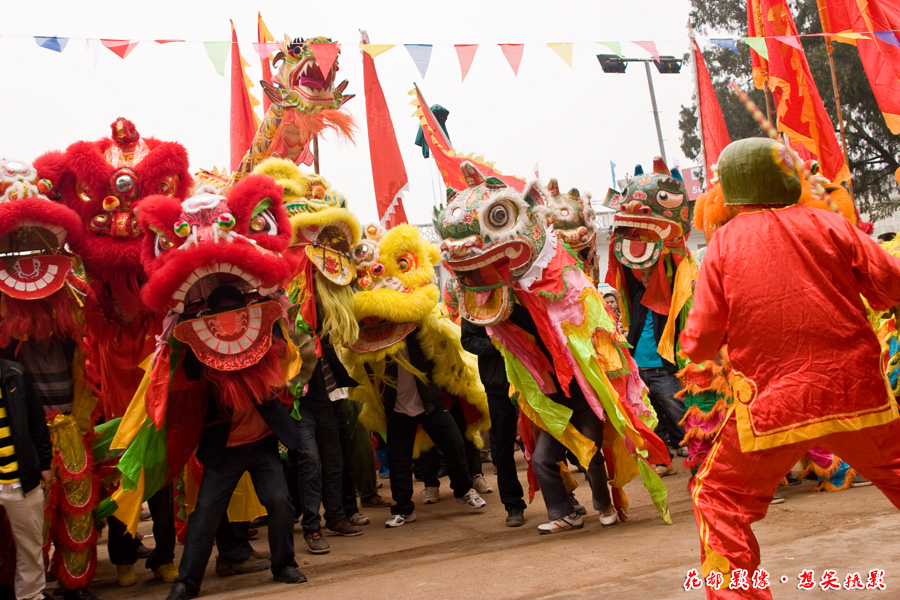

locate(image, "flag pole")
(823, 38), (856, 203)
(313, 135), (320, 175)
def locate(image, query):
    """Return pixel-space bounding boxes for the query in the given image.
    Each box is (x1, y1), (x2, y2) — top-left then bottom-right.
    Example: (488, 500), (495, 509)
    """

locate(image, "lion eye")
(488, 204), (510, 228)
(398, 258), (410, 272)
(154, 233), (175, 256)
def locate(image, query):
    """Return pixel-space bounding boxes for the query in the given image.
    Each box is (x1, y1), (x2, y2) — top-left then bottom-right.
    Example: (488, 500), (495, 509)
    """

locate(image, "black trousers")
(177, 436), (297, 595)
(486, 391), (526, 511)
(333, 398), (360, 519)
(386, 407), (473, 515)
(107, 484), (175, 571)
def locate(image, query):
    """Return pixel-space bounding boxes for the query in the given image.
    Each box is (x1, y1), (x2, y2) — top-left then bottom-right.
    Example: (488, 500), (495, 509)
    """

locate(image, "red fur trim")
(0, 291), (83, 347)
(33, 150), (68, 191)
(0, 197), (84, 246)
(204, 338), (287, 406)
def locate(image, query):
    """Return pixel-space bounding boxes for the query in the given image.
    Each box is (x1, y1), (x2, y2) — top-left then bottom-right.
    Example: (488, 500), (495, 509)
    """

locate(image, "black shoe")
(303, 529), (330, 554)
(135, 541), (153, 559)
(784, 473), (802, 486)
(249, 516), (268, 528)
(62, 589), (99, 600)
(215, 554), (270, 577)
(505, 507), (525, 527)
(326, 519), (364, 537)
(246, 528), (259, 540)
(569, 494), (587, 516)
(273, 566), (308, 584)
(165, 582), (198, 600)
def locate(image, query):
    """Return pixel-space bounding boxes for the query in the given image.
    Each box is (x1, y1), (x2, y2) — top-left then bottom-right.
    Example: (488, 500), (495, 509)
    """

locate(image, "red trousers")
(691, 412), (900, 599)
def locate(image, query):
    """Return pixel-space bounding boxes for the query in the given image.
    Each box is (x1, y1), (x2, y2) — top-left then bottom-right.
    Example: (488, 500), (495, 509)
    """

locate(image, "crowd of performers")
(2, 48), (900, 600)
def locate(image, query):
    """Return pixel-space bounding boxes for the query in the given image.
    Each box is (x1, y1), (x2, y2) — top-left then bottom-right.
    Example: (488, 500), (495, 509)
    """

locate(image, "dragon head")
(545, 179), (595, 252)
(349, 224), (441, 353)
(0, 157), (87, 344)
(253, 158), (360, 286)
(433, 161), (550, 326)
(137, 174), (296, 370)
(50, 118), (193, 273)
(610, 157), (691, 270)
(261, 36), (353, 113)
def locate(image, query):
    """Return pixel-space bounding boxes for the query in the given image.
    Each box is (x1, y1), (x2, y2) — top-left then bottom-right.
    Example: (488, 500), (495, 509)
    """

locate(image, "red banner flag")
(693, 40), (731, 182)
(412, 84), (525, 193)
(817, 0), (900, 134)
(230, 20), (258, 173)
(752, 0), (851, 182)
(362, 33), (409, 228)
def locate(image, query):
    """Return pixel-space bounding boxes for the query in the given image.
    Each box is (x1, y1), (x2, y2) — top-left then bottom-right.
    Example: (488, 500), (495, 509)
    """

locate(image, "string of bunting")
(12, 31), (900, 78)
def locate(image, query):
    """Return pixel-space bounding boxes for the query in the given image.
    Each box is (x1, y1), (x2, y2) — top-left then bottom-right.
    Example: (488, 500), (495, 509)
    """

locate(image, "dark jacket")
(623, 268), (680, 374)
(460, 319), (508, 395)
(0, 358), (52, 495)
(379, 330), (447, 416)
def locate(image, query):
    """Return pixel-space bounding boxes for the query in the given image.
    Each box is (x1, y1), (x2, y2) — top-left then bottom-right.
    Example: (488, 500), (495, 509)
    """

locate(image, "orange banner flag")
(817, 0), (900, 134)
(750, 0), (851, 182)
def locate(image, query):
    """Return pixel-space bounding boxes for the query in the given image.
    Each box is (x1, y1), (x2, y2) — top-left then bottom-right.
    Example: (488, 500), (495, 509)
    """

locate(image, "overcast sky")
(2, 0), (696, 226)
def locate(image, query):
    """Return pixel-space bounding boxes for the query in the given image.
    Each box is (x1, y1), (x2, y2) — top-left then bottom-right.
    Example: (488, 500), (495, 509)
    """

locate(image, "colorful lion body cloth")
(435, 162), (671, 523)
(0, 158), (100, 591)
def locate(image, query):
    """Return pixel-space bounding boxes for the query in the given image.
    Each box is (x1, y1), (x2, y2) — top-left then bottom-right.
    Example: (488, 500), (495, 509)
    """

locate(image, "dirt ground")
(82, 454), (900, 600)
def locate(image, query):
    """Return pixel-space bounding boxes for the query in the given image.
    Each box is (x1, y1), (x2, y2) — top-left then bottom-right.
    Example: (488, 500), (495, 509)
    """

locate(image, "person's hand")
(41, 470), (53, 489)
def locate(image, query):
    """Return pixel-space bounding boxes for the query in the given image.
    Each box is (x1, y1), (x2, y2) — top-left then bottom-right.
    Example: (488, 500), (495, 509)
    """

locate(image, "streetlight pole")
(643, 61), (667, 165)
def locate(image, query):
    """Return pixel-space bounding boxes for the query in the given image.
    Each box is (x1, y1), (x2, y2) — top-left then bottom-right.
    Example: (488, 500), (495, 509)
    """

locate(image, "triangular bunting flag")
(597, 41), (623, 57)
(547, 42), (573, 67)
(499, 44), (525, 75)
(710, 38), (740, 54)
(633, 40), (660, 62)
(154, 39), (184, 44)
(360, 44), (394, 59)
(454, 44), (478, 82)
(774, 35), (803, 50)
(874, 30), (900, 48)
(34, 36), (68, 52)
(309, 43), (341, 78)
(252, 41), (281, 58)
(834, 32), (871, 42)
(203, 41), (230, 77)
(405, 44), (433, 78)
(743, 37), (769, 61)
(101, 39), (140, 59)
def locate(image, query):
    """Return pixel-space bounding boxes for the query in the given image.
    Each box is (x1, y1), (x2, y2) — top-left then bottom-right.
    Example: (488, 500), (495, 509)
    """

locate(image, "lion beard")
(315, 272), (359, 348)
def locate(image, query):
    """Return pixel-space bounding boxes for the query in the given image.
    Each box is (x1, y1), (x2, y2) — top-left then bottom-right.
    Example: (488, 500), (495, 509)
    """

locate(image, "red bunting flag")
(362, 32), (409, 228)
(101, 39), (139, 59)
(499, 44), (524, 75)
(257, 13), (275, 113)
(749, 0), (850, 182)
(774, 35), (804, 50)
(454, 44), (478, 82)
(309, 43), (341, 82)
(229, 20), (258, 172)
(692, 39), (731, 182)
(412, 83), (525, 193)
(154, 39), (184, 44)
(634, 40), (661, 62)
(817, 0), (900, 134)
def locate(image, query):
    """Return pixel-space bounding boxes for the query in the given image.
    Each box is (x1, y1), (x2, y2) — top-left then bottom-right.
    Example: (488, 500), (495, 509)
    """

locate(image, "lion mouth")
(292, 58), (336, 102)
(349, 317), (416, 353)
(169, 263), (279, 315)
(0, 223), (72, 300)
(297, 221), (356, 285)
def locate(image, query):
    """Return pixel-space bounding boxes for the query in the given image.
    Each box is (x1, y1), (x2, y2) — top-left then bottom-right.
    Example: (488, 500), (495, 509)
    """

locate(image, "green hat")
(718, 138), (802, 206)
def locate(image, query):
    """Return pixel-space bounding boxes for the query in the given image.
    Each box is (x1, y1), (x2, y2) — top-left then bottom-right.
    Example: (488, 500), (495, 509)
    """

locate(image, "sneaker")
(850, 474), (873, 488)
(770, 494), (785, 505)
(361, 493), (392, 508)
(654, 464), (677, 477)
(505, 507), (525, 527)
(538, 513), (584, 534)
(250, 549), (271, 561)
(116, 565), (136, 588)
(349, 512), (370, 526)
(456, 488), (486, 509)
(569, 494), (587, 516)
(326, 519), (364, 537)
(302, 529), (330, 554)
(215, 554), (270, 577)
(598, 506), (618, 527)
(473, 474), (493, 494)
(423, 486), (440, 504)
(385, 513), (416, 528)
(272, 566), (307, 584)
(153, 562), (178, 583)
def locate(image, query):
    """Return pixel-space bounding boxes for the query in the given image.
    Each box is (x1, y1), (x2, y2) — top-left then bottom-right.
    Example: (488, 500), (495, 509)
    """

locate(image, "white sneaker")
(423, 486), (440, 504)
(598, 507), (618, 527)
(385, 513), (416, 528)
(472, 474), (493, 494)
(538, 513), (584, 534)
(456, 488), (486, 509)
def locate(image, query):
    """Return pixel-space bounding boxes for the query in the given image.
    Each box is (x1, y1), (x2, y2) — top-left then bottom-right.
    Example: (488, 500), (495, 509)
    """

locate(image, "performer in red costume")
(682, 137), (900, 599)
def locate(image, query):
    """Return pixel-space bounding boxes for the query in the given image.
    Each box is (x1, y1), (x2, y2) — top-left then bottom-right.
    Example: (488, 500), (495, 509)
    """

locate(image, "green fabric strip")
(499, 347), (572, 438)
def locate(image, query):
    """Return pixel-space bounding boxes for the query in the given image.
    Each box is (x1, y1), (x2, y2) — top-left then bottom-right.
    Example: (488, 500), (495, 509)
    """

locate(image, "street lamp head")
(654, 56), (683, 74)
(596, 54), (627, 74)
